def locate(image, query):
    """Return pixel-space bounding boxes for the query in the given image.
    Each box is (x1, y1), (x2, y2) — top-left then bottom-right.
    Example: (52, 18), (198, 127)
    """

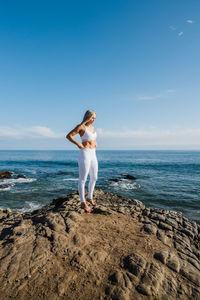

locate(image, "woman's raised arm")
(66, 124), (84, 149)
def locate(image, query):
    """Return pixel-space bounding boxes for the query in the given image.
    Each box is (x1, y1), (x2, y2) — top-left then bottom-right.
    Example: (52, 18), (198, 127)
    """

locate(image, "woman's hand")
(78, 144), (85, 149)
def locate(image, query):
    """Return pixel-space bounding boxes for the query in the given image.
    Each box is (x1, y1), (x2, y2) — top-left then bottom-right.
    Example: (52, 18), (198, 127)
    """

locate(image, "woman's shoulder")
(76, 123), (85, 128)
(77, 124), (86, 133)
(79, 123), (86, 129)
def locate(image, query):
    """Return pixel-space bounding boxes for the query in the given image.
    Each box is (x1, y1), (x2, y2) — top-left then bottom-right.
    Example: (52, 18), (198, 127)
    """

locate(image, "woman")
(66, 110), (98, 213)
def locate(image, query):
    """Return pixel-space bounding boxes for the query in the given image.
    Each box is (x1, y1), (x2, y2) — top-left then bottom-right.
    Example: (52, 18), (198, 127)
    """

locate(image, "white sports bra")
(80, 125), (97, 142)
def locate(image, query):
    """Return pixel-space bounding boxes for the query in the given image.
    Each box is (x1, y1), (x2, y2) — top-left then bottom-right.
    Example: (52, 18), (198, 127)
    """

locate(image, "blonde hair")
(81, 110), (96, 125)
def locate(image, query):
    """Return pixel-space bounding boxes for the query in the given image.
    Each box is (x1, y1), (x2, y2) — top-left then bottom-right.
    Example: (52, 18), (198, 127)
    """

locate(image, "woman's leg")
(78, 150), (91, 202)
(88, 151), (98, 200)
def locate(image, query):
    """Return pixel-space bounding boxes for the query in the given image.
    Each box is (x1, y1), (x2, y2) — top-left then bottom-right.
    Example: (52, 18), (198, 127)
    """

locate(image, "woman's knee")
(79, 177), (87, 184)
(90, 174), (98, 182)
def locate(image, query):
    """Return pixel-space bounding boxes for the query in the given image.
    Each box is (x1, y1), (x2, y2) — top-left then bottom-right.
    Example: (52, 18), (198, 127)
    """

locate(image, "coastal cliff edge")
(0, 189), (200, 300)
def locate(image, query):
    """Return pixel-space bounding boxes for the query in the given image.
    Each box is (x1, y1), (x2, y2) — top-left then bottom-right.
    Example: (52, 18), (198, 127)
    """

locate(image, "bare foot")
(86, 198), (96, 207)
(81, 202), (93, 213)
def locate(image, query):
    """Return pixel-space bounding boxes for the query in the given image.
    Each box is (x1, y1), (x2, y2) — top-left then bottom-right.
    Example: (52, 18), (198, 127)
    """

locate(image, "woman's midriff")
(82, 140), (97, 149)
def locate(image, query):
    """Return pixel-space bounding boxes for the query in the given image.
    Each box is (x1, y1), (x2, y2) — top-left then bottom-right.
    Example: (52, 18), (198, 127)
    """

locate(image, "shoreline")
(0, 189), (199, 299)
(1, 150), (199, 225)
(1, 192), (200, 225)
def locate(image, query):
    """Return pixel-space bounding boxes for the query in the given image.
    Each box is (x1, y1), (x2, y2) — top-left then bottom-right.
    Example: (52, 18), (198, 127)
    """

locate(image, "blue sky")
(0, 0), (200, 150)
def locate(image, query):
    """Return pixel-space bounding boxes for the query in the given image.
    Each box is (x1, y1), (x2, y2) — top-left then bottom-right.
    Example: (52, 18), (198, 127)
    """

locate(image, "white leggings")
(78, 148), (98, 202)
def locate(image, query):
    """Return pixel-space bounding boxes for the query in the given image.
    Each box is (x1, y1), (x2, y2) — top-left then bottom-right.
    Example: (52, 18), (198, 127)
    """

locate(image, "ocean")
(0, 150), (199, 223)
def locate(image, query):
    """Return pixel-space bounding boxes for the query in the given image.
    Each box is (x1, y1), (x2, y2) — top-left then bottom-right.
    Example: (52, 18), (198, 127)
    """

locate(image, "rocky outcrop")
(108, 174), (136, 182)
(15, 174), (26, 179)
(0, 171), (12, 179)
(122, 174), (136, 180)
(0, 189), (199, 300)
(0, 171), (27, 190)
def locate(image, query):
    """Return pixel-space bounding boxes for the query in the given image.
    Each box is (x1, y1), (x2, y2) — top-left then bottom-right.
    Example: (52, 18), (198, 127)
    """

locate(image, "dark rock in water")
(108, 178), (121, 182)
(0, 189), (199, 300)
(108, 174), (136, 182)
(0, 171), (12, 179)
(15, 174), (26, 179)
(0, 184), (10, 190)
(122, 174), (136, 180)
(0, 171), (27, 180)
(56, 171), (75, 176)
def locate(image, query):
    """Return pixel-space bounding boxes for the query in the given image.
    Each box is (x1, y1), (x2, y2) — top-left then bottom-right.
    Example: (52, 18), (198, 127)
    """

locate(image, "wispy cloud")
(2, 126), (200, 149)
(178, 31), (183, 37)
(170, 19), (194, 37)
(186, 20), (193, 24)
(96, 127), (200, 146)
(137, 89), (175, 101)
(169, 25), (176, 31)
(0, 126), (62, 139)
(28, 126), (59, 138)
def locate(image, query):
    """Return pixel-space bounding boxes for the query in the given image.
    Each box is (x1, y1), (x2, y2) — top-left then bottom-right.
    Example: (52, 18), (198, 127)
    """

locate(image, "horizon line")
(1, 149), (200, 151)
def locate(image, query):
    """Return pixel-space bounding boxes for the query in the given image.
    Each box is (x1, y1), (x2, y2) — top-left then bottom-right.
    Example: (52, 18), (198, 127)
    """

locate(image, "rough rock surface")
(0, 189), (199, 300)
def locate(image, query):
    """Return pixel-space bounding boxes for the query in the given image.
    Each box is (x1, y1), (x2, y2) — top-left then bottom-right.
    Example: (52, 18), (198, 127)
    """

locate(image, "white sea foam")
(17, 201), (43, 213)
(63, 178), (79, 181)
(24, 169), (37, 174)
(136, 159), (166, 162)
(0, 178), (36, 185)
(0, 185), (12, 191)
(0, 177), (37, 192)
(110, 180), (140, 190)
